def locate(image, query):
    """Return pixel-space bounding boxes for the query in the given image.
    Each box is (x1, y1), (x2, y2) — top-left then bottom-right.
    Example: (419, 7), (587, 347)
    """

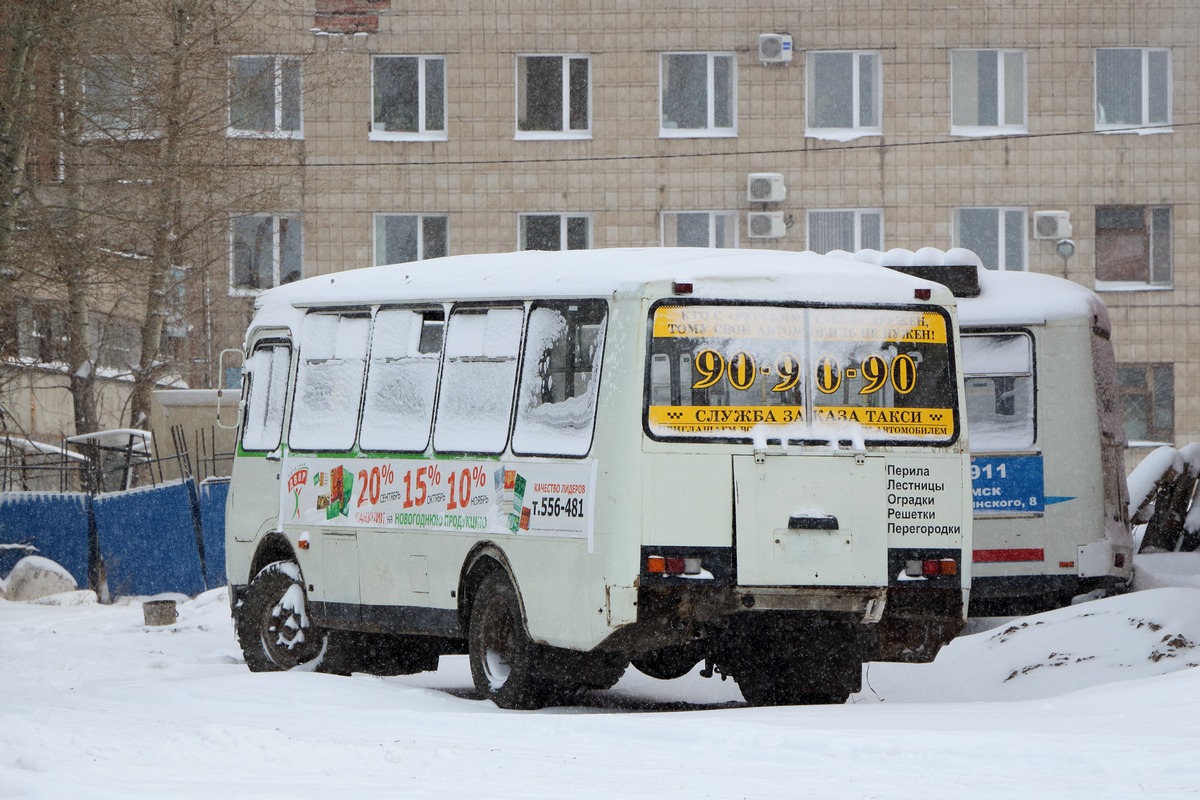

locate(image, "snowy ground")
(4, 556), (1200, 799)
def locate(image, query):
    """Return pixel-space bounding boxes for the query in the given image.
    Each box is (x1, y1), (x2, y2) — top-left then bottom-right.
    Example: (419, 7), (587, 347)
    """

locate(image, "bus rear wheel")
(468, 571), (550, 709)
(236, 560), (331, 673)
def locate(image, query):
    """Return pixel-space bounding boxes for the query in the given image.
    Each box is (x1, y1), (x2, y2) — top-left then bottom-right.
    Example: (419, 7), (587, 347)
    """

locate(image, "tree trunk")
(0, 3), (45, 266)
(128, 0), (189, 429)
(57, 4), (97, 436)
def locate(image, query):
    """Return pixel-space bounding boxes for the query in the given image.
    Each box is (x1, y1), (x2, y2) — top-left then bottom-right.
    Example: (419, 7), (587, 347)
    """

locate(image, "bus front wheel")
(468, 571), (549, 709)
(236, 560), (331, 673)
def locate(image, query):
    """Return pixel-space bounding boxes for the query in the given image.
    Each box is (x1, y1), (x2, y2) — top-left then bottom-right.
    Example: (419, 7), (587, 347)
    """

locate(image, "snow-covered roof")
(829, 248), (1108, 330)
(959, 268), (1109, 331)
(64, 429), (152, 454)
(251, 248), (955, 332)
(0, 435), (88, 462)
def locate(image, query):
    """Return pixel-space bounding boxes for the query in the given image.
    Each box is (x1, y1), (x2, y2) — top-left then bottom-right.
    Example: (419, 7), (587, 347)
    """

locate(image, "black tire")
(467, 571), (550, 709)
(235, 560), (331, 673)
(331, 632), (441, 676)
(724, 623), (862, 707)
(735, 662), (849, 707)
(631, 643), (702, 681)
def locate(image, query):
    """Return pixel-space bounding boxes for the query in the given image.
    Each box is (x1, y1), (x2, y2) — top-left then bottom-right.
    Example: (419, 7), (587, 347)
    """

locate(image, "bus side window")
(512, 301), (608, 457)
(360, 309), (444, 452)
(289, 313), (371, 451)
(961, 333), (1035, 451)
(433, 306), (524, 454)
(241, 342), (291, 451)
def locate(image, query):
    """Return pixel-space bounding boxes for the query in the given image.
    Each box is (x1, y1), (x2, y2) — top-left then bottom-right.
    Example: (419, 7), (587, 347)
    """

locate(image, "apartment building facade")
(7, 0), (1198, 456)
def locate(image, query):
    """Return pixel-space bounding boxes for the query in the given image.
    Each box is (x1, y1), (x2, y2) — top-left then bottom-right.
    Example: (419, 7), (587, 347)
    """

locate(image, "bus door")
(229, 335), (293, 546)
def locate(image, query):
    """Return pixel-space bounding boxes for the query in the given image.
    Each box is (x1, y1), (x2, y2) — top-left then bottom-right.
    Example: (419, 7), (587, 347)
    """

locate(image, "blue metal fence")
(0, 492), (91, 584)
(0, 478), (227, 597)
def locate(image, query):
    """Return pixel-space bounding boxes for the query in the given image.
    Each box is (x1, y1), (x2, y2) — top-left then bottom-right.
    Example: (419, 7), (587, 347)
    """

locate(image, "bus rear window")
(645, 303), (958, 444)
(961, 332), (1034, 451)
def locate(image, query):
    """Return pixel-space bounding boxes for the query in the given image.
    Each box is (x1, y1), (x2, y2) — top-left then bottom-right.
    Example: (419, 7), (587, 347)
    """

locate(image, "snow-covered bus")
(841, 249), (1134, 615)
(225, 248), (973, 707)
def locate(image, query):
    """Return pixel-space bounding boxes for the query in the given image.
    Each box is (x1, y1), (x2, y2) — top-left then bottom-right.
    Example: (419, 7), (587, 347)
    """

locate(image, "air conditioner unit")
(747, 211), (787, 239)
(747, 172), (787, 203)
(1033, 210), (1072, 240)
(758, 33), (793, 64)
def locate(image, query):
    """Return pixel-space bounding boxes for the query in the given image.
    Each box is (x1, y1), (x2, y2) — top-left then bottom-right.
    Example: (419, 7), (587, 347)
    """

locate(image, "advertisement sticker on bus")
(970, 453), (1046, 516)
(647, 304), (957, 441)
(281, 457), (597, 542)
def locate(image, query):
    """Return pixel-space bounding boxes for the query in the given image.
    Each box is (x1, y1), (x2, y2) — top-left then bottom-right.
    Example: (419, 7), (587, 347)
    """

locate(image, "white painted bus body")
(956, 268), (1133, 614)
(849, 250), (1134, 615)
(225, 248), (973, 706)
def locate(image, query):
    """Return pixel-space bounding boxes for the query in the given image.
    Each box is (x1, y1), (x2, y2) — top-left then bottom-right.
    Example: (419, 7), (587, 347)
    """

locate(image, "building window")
(82, 58), (155, 138)
(374, 214), (448, 265)
(1117, 363), (1173, 445)
(519, 213), (592, 251)
(516, 55), (589, 138)
(230, 214), (302, 294)
(807, 209), (883, 253)
(951, 49), (1026, 134)
(954, 208), (1026, 271)
(1096, 48), (1170, 130)
(660, 53), (736, 137)
(1095, 206), (1171, 288)
(371, 56), (445, 140)
(229, 56), (302, 137)
(661, 211), (737, 247)
(806, 51), (881, 137)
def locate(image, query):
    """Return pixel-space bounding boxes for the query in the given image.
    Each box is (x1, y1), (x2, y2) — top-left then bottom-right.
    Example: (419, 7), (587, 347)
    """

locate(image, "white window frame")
(805, 50), (882, 140)
(228, 55), (303, 139)
(659, 52), (737, 138)
(953, 207), (1027, 272)
(229, 213), (302, 296)
(1095, 48), (1172, 132)
(1094, 205), (1172, 291)
(518, 213), (593, 251)
(806, 209), (884, 253)
(660, 211), (738, 248)
(950, 49), (1027, 136)
(373, 213), (449, 265)
(515, 54), (591, 140)
(370, 55), (447, 142)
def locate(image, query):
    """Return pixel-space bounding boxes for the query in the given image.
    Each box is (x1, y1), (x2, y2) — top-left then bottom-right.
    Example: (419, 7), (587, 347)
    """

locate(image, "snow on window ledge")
(369, 130), (448, 143)
(514, 130), (592, 141)
(658, 128), (737, 139)
(950, 126), (1028, 138)
(1093, 281), (1173, 293)
(1094, 125), (1173, 136)
(805, 128), (882, 142)
(1127, 439), (1175, 449)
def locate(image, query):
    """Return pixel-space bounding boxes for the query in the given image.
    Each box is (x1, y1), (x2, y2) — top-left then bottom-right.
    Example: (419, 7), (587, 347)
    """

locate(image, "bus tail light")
(672, 281), (694, 295)
(646, 555), (702, 575)
(906, 558), (957, 578)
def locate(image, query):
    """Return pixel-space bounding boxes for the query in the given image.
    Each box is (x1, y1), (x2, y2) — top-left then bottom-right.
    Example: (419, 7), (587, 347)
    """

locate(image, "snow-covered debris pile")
(2, 555), (77, 602)
(1129, 443), (1200, 552)
(857, 587), (1200, 703)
